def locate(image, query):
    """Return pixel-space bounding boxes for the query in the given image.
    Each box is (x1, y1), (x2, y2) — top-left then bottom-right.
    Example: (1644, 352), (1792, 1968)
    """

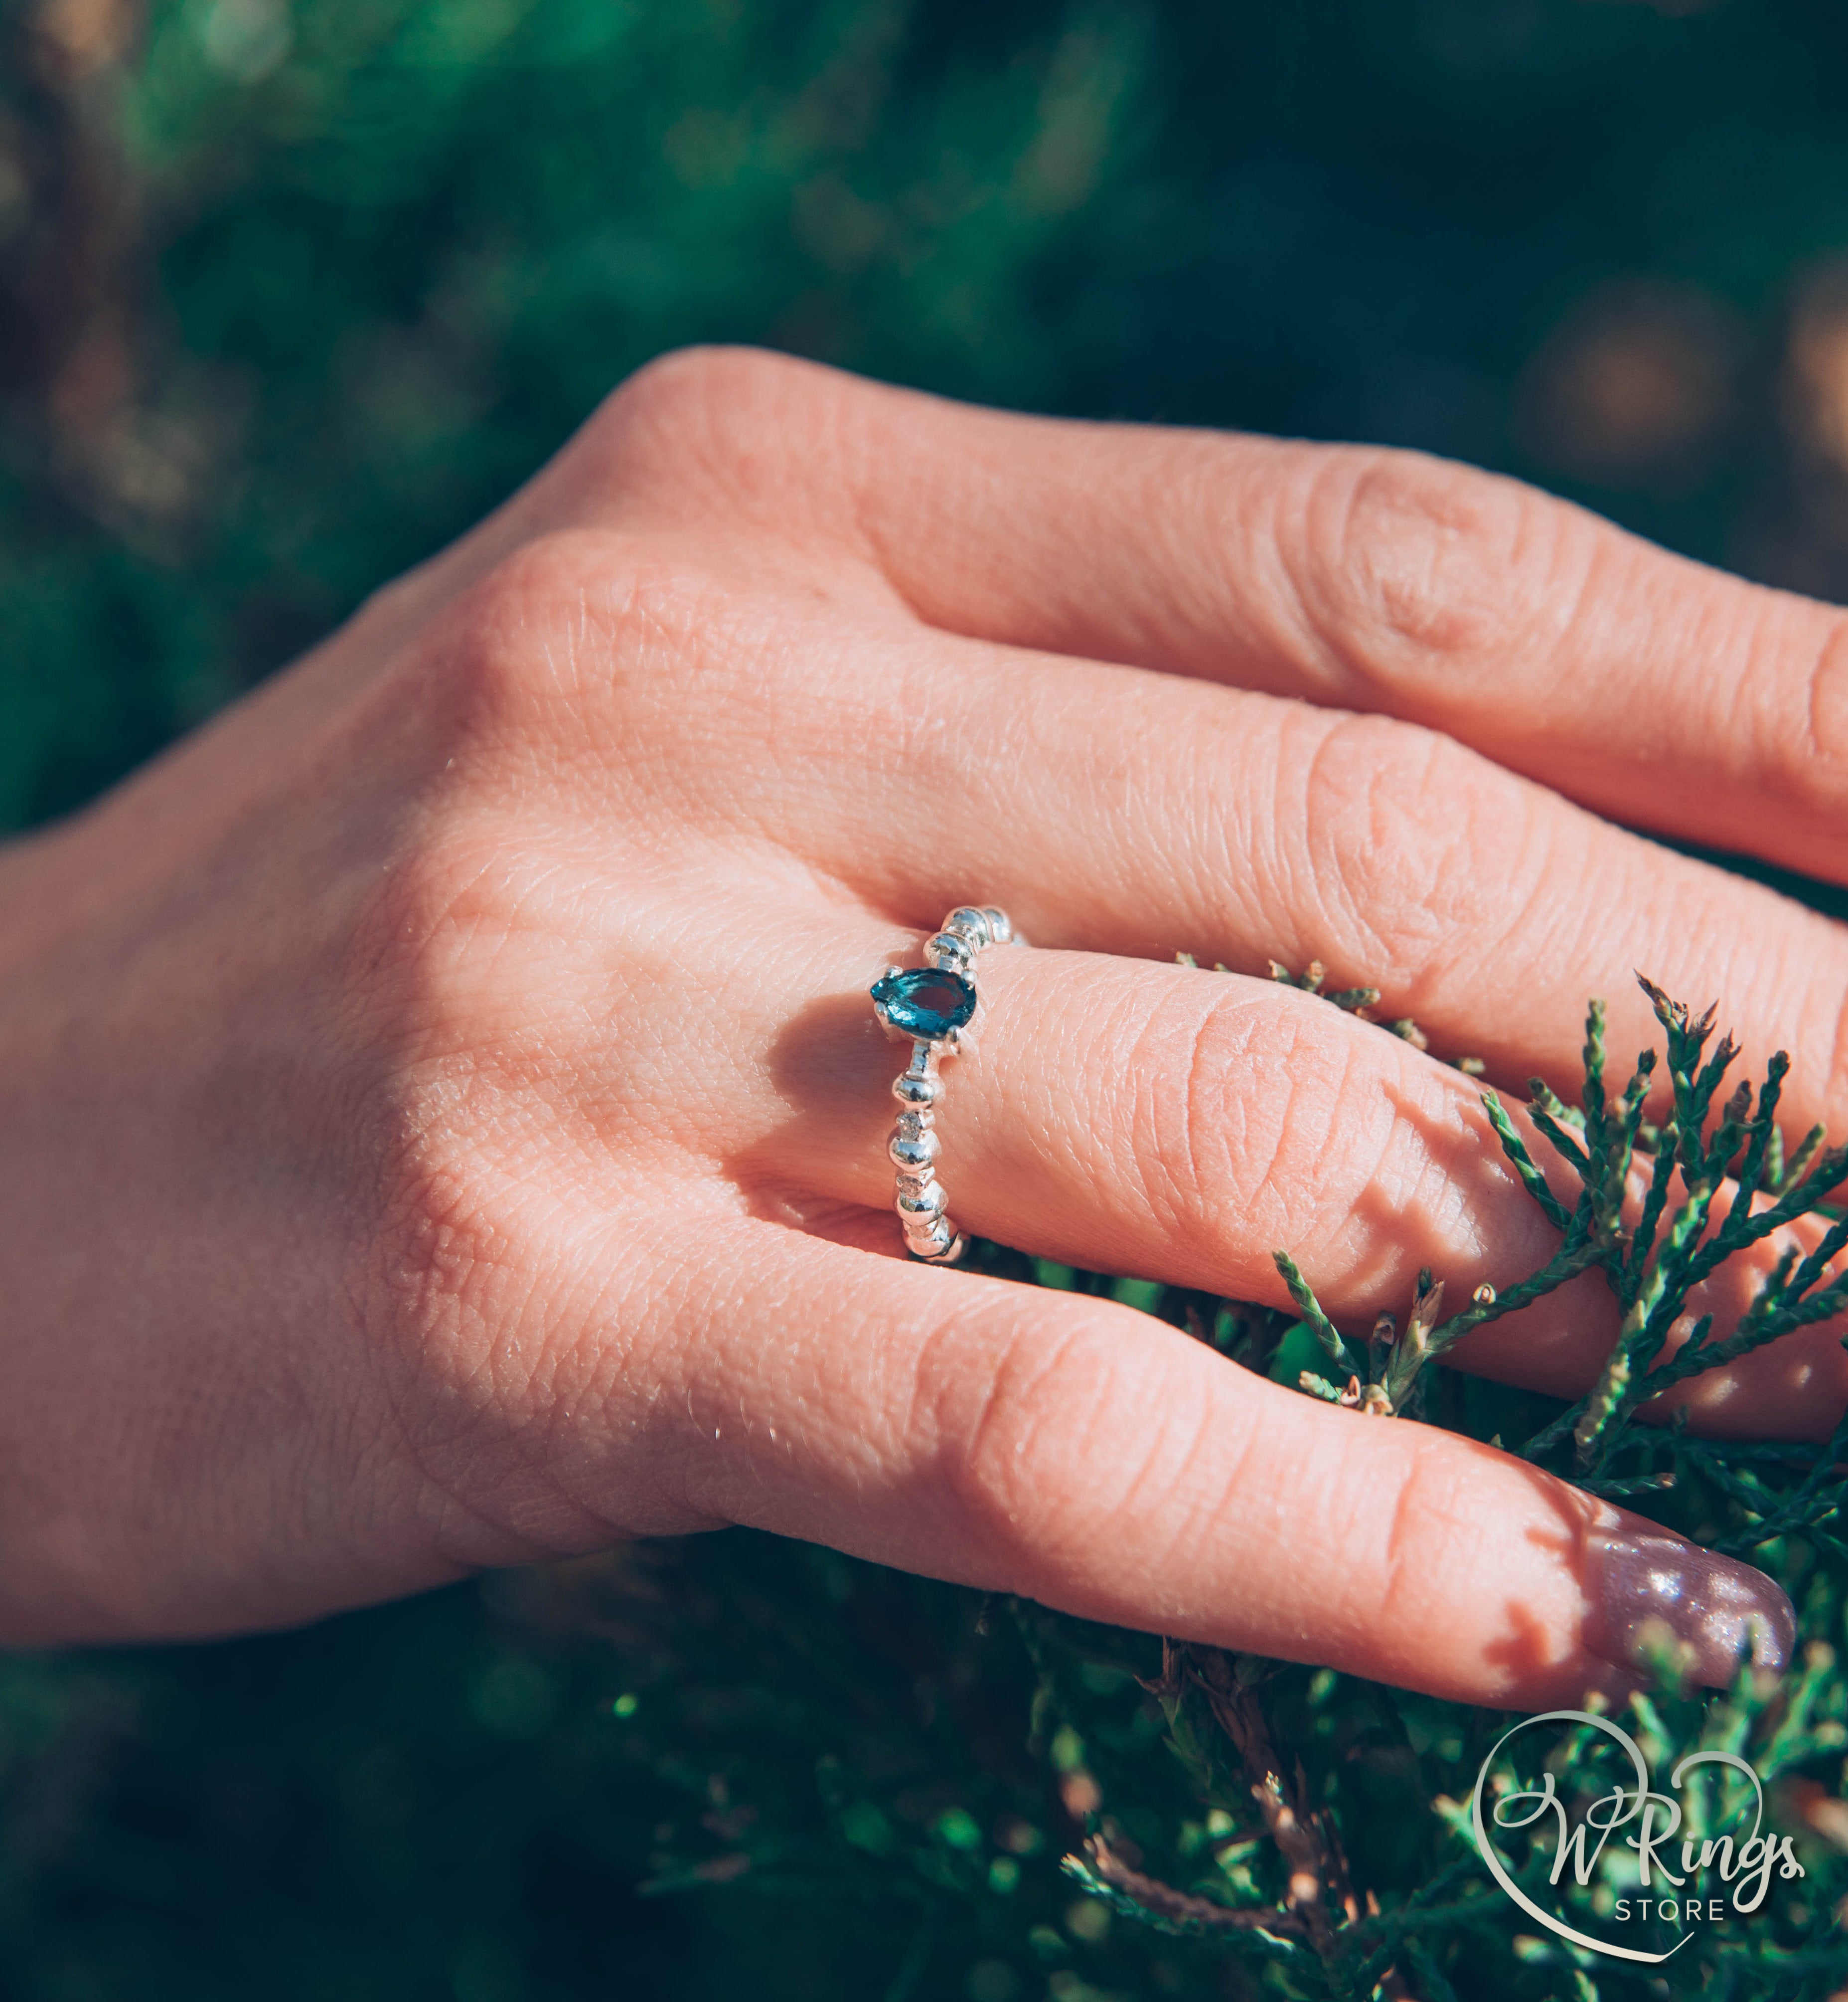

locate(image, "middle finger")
(695, 604), (1848, 1144)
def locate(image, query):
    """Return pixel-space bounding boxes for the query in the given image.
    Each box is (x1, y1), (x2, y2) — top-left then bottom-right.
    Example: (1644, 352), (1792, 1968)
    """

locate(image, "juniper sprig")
(1036, 971), (1848, 1995)
(1274, 973), (1848, 1521)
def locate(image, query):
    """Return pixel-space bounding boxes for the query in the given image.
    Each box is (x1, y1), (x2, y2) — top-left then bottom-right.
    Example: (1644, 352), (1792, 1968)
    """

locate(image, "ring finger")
(713, 898), (1848, 1441)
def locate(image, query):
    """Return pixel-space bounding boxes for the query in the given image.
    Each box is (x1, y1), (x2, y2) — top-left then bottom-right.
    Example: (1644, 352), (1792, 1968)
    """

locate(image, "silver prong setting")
(869, 907), (1017, 1265)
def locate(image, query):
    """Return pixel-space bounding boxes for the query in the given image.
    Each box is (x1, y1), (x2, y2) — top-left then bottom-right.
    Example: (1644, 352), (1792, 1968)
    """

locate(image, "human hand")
(0, 346), (1835, 1700)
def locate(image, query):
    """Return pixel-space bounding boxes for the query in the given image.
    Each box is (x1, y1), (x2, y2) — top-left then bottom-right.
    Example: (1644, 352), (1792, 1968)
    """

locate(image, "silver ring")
(870, 906), (1019, 1263)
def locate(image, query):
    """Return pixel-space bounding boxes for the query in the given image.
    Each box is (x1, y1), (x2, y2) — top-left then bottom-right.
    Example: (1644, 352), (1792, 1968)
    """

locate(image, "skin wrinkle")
(1110, 980), (1229, 1249)
(1524, 491), (1606, 707)
(1254, 445), (1369, 695)
(1059, 1343), (1228, 1599)
(1125, 440), (1246, 669)
(1214, 989), (1380, 1268)
(550, 1210), (729, 1533)
(1244, 702), (1330, 956)
(1166, 983), (1228, 1243)
(1128, 978), (1232, 1242)
(1344, 1075), (1484, 1270)
(1806, 618), (1848, 785)
(1307, 717), (1467, 973)
(1377, 1443), (1473, 1664)
(1178, 720), (1263, 949)
(476, 541), (772, 783)
(1438, 792), (1586, 1027)
(1227, 444), (1326, 697)
(948, 1322), (1099, 1556)
(1303, 1036), (1430, 1286)
(369, 1062), (679, 1558)
(1721, 590), (1785, 784)
(617, 349), (809, 528)
(1311, 450), (1496, 677)
(1078, 1358), (1246, 1611)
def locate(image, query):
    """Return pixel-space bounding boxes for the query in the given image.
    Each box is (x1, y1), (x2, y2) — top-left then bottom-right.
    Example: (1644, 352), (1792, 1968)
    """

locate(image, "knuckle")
(610, 341), (803, 421)
(584, 343), (860, 509)
(353, 812), (537, 1001)
(1292, 710), (1548, 984)
(410, 528), (607, 731)
(1291, 445), (1582, 685)
(935, 1318), (1185, 1564)
(1132, 982), (1343, 1253)
(359, 1105), (558, 1554)
(943, 1323), (1096, 1548)
(407, 527), (740, 738)
(342, 901), (666, 1558)
(1374, 1438), (1474, 1636)
(927, 1314), (1263, 1608)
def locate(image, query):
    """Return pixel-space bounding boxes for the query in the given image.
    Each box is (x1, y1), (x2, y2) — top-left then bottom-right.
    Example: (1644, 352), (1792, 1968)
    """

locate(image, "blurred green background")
(9, 0), (1848, 1995)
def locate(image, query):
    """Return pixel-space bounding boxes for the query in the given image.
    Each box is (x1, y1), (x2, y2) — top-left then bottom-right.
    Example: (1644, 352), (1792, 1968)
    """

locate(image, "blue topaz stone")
(874, 905), (1015, 1266)
(871, 966), (977, 1040)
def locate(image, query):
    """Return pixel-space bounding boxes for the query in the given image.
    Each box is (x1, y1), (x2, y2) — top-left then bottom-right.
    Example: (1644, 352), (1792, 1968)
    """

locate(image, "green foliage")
(1224, 977), (1848, 1992)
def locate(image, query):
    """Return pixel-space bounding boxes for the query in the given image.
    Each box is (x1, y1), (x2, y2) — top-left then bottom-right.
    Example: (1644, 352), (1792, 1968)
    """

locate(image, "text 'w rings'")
(869, 906), (1018, 1263)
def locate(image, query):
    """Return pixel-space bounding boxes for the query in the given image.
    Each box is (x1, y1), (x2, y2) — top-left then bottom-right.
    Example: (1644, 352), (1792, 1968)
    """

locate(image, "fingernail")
(1583, 1527), (1796, 1686)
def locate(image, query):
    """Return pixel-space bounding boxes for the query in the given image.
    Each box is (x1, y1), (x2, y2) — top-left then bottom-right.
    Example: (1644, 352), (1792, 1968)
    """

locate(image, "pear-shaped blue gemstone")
(871, 967), (976, 1038)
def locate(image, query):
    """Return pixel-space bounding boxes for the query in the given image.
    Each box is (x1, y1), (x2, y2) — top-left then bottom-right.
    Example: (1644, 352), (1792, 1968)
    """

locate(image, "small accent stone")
(871, 967), (976, 1039)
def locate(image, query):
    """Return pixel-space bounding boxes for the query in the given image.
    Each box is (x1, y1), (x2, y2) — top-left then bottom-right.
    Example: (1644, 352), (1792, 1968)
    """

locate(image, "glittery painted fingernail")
(1583, 1527), (1796, 1686)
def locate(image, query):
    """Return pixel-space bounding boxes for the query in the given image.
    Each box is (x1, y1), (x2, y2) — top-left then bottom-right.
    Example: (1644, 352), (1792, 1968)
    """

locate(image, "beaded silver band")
(870, 905), (1018, 1264)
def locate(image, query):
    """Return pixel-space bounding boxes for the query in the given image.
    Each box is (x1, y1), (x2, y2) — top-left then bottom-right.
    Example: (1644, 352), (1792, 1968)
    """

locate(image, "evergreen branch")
(1271, 1250), (1359, 1376)
(1786, 1206), (1848, 1304)
(1579, 999), (1609, 1155)
(1353, 1894), (1506, 1959)
(1399, 1936), (1463, 2002)
(1575, 1470), (1676, 1498)
(1644, 1274), (1848, 1396)
(1573, 1345), (1634, 1467)
(1690, 1033), (1744, 1160)
(1063, 1839), (1309, 1946)
(1672, 1438), (1822, 1466)
(1184, 1646), (1355, 1978)
(1776, 1123), (1828, 1197)
(1416, 1235), (1607, 1367)
(1679, 1144), (1848, 1295)
(1679, 1449), (1784, 1517)
(1525, 1081), (1591, 1177)
(1733, 1049), (1790, 1208)
(1622, 1127), (1680, 1308)
(1587, 1310), (1713, 1465)
(1519, 1397), (1586, 1462)
(1480, 1091), (1572, 1232)
(1712, 1381), (1848, 1553)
